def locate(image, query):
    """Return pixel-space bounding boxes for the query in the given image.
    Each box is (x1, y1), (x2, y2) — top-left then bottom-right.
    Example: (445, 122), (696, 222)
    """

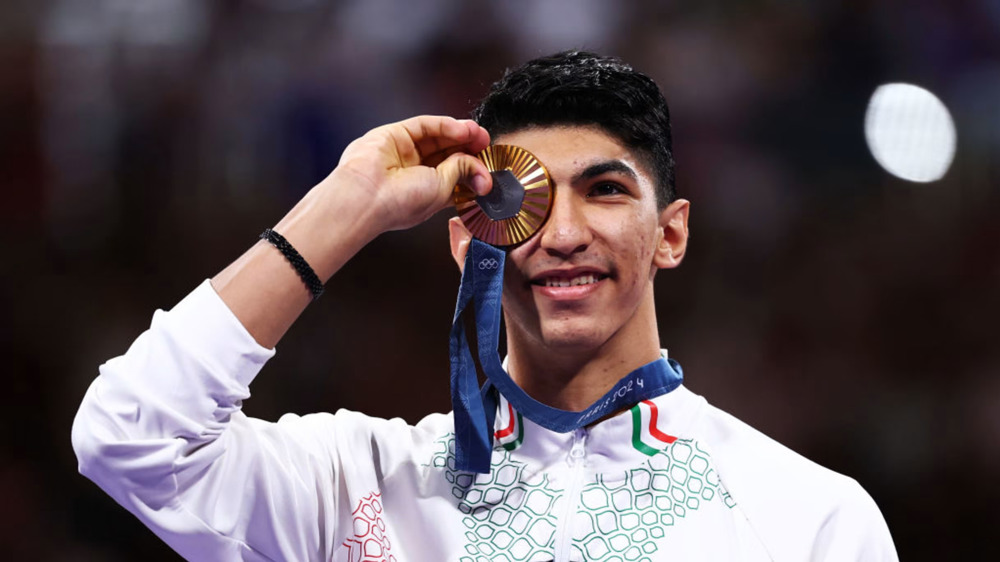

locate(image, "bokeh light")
(864, 83), (957, 183)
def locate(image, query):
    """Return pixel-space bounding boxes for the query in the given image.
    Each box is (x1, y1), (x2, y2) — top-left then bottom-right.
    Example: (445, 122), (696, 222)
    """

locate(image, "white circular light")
(864, 83), (957, 183)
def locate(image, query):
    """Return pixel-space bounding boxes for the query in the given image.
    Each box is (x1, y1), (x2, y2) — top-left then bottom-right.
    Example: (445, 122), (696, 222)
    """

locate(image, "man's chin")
(537, 324), (608, 353)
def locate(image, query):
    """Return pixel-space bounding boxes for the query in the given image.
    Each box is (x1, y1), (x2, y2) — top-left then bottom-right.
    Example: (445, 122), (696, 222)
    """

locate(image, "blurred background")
(2, 0), (998, 559)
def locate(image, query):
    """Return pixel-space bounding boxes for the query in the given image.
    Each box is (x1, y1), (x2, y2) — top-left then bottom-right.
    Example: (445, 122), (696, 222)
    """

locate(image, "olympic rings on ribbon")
(478, 258), (500, 270)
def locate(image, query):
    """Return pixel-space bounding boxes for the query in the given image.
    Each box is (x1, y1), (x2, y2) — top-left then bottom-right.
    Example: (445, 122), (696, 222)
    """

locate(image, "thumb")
(437, 152), (492, 198)
(448, 217), (473, 274)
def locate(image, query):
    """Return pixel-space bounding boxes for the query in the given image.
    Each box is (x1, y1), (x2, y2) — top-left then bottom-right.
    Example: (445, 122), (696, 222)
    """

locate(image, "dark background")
(3, 0), (999, 559)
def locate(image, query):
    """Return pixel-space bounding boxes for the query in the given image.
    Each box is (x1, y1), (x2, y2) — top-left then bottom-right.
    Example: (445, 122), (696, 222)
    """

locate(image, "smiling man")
(480, 125), (683, 413)
(73, 52), (897, 561)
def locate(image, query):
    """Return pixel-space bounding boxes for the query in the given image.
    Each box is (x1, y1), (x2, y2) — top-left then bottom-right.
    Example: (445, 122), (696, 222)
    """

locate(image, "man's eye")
(589, 183), (626, 197)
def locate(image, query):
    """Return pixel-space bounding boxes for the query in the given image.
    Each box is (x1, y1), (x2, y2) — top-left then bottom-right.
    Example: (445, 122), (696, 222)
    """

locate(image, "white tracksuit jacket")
(72, 281), (898, 561)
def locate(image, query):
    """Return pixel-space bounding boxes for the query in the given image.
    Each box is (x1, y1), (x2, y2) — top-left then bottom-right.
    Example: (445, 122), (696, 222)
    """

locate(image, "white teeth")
(545, 274), (598, 287)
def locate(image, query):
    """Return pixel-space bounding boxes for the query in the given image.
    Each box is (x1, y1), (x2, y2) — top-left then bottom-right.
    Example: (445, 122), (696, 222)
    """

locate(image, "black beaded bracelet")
(259, 228), (325, 299)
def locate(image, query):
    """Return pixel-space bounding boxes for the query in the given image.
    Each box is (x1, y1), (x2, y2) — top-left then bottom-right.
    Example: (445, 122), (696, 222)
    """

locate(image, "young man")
(73, 52), (897, 561)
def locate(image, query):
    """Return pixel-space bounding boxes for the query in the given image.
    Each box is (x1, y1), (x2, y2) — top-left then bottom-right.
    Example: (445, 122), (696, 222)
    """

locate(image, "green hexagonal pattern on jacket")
(427, 436), (736, 562)
(428, 436), (563, 562)
(570, 439), (736, 561)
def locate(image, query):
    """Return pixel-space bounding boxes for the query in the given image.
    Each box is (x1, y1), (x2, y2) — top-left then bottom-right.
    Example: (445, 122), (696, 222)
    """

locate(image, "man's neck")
(504, 301), (663, 412)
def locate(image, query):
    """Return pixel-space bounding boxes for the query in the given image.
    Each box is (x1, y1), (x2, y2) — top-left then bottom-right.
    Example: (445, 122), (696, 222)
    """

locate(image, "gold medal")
(453, 144), (554, 247)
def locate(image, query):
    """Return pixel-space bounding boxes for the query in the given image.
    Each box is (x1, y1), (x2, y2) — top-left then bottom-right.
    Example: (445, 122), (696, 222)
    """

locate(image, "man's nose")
(537, 191), (592, 257)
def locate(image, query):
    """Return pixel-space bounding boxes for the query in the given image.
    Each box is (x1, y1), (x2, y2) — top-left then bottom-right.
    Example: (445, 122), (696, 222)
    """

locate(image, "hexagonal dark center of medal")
(476, 169), (525, 221)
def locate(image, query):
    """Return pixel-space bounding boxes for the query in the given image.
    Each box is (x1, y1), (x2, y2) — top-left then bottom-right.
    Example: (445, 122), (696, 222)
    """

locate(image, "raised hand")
(331, 116), (492, 233)
(213, 115), (493, 348)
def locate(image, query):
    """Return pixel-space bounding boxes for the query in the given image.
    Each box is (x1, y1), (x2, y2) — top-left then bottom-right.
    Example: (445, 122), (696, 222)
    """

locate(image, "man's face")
(493, 125), (688, 355)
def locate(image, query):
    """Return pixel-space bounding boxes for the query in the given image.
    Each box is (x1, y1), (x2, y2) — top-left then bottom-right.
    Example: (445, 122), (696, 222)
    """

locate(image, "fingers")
(436, 151), (492, 198)
(422, 144), (479, 169)
(329, 116), (492, 234)
(397, 116), (491, 163)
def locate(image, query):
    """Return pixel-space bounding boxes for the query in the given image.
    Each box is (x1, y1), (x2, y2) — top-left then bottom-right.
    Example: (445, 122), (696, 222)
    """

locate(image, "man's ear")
(653, 199), (690, 269)
(449, 217), (473, 273)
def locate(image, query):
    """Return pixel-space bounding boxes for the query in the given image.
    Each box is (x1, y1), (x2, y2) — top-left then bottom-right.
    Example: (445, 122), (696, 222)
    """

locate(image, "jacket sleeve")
(71, 281), (341, 561)
(811, 478), (899, 562)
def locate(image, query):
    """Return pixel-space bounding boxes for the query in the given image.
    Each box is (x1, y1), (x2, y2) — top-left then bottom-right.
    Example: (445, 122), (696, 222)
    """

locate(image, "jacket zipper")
(554, 428), (588, 561)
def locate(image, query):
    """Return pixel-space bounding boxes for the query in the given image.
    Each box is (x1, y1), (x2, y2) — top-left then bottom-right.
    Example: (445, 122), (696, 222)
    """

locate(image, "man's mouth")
(530, 269), (610, 288)
(539, 273), (606, 287)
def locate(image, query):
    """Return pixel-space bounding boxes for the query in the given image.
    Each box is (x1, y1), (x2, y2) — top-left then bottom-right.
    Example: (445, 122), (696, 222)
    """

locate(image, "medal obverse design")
(453, 144), (554, 247)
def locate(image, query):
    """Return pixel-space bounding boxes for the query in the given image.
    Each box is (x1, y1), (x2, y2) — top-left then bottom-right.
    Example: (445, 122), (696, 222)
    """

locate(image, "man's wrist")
(259, 228), (325, 299)
(272, 174), (384, 282)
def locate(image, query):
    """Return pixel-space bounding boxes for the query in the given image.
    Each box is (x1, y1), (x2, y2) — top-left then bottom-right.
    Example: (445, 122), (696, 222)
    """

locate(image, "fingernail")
(473, 174), (490, 195)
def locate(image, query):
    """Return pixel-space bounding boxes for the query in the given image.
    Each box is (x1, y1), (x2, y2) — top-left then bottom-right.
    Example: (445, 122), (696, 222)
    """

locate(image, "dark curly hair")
(473, 51), (677, 208)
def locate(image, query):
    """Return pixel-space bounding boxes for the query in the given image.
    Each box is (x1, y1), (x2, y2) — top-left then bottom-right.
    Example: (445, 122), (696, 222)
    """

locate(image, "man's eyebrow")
(571, 159), (638, 184)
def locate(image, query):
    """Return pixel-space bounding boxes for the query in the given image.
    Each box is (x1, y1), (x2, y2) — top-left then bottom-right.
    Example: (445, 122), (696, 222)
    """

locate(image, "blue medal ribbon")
(450, 238), (685, 473)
